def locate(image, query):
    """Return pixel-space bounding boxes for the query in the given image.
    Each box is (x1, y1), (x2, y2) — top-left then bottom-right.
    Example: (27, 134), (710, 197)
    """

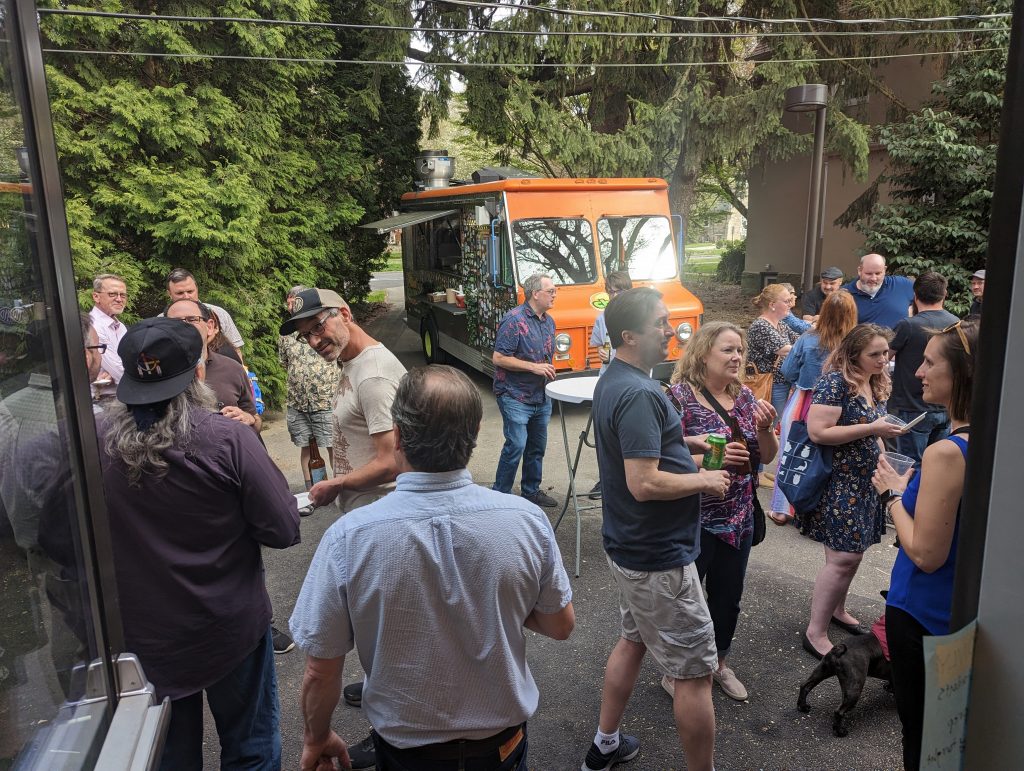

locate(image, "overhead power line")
(417, 0), (1011, 27)
(36, 8), (1010, 40)
(42, 46), (1006, 69)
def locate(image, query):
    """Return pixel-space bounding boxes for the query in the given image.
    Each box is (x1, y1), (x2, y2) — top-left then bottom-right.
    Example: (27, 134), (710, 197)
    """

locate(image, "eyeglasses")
(104, 292), (128, 299)
(941, 320), (972, 355)
(297, 309), (338, 344)
(85, 343), (108, 354)
(176, 316), (205, 326)
(538, 288), (557, 296)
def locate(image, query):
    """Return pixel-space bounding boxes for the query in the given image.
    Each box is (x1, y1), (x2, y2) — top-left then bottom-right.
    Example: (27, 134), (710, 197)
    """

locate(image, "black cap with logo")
(116, 317), (204, 404)
(279, 288), (346, 334)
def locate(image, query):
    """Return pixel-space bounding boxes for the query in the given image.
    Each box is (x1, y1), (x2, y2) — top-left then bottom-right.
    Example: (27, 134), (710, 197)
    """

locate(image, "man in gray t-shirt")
(889, 272), (958, 465)
(291, 366), (574, 770)
(582, 288), (728, 771)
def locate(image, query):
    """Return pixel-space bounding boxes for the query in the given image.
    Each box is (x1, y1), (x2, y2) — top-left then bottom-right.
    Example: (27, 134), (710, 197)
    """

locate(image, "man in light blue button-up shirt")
(291, 365), (575, 771)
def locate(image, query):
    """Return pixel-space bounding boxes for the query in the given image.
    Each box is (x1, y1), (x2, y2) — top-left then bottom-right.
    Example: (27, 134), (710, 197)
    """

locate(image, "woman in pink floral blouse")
(667, 321), (778, 701)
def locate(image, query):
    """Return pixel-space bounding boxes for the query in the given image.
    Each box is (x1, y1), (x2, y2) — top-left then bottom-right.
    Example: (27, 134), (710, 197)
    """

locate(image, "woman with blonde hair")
(746, 284), (800, 418)
(667, 321), (777, 700)
(800, 323), (906, 658)
(769, 290), (859, 524)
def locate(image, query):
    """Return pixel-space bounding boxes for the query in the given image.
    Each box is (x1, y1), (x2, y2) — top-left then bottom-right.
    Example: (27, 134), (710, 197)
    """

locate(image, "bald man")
(842, 253), (915, 329)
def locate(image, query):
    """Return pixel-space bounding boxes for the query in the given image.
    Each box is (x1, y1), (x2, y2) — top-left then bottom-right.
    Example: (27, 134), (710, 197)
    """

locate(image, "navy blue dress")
(797, 371), (886, 553)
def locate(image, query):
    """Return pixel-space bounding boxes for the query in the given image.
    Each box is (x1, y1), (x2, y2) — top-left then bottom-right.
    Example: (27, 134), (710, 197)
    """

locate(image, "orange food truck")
(362, 152), (704, 378)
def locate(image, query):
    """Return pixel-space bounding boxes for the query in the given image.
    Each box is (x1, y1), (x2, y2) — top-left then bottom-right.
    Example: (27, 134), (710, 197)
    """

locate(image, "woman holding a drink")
(667, 321), (777, 701)
(871, 319), (977, 771)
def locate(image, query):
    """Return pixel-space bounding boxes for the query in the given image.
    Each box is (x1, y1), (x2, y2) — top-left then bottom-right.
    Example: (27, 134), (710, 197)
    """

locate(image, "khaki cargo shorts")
(606, 556), (718, 680)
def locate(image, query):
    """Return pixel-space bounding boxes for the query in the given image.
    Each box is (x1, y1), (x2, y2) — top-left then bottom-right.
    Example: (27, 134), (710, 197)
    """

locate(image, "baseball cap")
(279, 288), (346, 334)
(972, 269), (986, 280)
(820, 266), (844, 280)
(116, 317), (204, 404)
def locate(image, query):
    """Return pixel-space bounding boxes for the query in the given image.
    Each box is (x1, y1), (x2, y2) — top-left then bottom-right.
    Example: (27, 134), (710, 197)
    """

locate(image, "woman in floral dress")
(668, 321), (778, 700)
(800, 323), (905, 658)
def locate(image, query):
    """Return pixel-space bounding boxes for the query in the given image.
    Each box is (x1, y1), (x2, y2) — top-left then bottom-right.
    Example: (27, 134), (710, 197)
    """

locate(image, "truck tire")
(421, 317), (446, 364)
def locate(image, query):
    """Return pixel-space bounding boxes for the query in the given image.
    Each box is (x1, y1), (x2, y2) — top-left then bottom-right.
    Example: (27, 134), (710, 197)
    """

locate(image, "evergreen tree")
(40, 0), (420, 403)
(409, 1), (960, 226)
(842, 3), (1007, 315)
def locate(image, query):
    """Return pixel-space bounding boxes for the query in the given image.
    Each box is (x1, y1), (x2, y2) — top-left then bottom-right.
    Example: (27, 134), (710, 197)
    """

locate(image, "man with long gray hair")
(291, 365), (574, 771)
(491, 272), (558, 507)
(100, 317), (300, 769)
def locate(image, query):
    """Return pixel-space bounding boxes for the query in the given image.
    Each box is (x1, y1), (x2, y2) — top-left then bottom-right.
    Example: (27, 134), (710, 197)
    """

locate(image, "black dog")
(797, 628), (893, 737)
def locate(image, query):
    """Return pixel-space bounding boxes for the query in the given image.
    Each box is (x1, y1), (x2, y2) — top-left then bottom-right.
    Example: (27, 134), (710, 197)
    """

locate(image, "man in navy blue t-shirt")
(580, 288), (729, 771)
(843, 253), (915, 329)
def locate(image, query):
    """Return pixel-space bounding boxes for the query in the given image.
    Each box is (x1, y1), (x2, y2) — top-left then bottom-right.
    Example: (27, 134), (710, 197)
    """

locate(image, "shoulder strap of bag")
(699, 385), (734, 426)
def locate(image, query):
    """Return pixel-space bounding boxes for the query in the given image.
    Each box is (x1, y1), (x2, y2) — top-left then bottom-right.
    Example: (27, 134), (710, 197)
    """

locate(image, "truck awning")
(359, 209), (459, 234)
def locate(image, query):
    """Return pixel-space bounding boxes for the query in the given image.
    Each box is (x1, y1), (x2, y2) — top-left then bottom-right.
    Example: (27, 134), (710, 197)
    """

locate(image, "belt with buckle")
(384, 723), (525, 762)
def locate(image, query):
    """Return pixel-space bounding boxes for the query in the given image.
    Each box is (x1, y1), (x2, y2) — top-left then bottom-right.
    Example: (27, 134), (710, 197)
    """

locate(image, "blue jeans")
(159, 628), (280, 770)
(493, 395), (551, 497)
(770, 381), (791, 424)
(893, 409), (950, 467)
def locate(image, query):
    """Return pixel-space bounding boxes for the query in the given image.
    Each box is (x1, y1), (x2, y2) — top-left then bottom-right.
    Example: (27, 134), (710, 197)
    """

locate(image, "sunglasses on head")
(941, 320), (971, 356)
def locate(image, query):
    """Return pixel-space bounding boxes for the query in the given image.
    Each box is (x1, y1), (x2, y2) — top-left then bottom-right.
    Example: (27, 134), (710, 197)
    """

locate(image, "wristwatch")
(880, 490), (902, 508)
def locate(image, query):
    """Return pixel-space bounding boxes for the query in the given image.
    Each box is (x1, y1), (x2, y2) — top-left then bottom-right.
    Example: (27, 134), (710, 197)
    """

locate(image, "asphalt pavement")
(205, 280), (902, 770)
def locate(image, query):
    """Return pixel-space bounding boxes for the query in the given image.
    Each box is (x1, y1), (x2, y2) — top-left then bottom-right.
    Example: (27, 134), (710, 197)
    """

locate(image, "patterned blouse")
(667, 381), (761, 549)
(278, 333), (341, 412)
(747, 317), (800, 386)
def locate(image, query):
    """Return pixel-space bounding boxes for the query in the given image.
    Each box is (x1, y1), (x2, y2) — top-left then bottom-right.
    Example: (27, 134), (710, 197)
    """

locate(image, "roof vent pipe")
(415, 150), (454, 189)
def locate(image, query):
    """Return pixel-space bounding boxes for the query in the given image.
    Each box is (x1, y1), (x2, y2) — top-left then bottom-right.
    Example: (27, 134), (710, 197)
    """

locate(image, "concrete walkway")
(207, 280), (902, 769)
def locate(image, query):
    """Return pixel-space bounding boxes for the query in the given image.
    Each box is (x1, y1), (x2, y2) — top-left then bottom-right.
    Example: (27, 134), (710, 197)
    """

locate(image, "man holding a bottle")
(278, 286), (340, 489)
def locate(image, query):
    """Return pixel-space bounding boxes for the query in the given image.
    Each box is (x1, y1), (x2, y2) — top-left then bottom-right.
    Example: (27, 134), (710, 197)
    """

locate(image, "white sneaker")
(713, 666), (748, 701)
(660, 674), (674, 697)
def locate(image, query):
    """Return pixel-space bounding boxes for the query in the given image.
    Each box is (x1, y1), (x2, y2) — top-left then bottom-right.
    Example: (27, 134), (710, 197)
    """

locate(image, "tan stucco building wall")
(743, 57), (945, 295)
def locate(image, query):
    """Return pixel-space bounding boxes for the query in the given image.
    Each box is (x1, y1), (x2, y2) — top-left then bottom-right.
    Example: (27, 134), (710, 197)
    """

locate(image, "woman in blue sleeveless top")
(872, 318), (978, 771)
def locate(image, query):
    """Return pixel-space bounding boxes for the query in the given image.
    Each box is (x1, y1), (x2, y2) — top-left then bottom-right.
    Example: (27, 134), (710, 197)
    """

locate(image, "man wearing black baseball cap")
(800, 266), (845, 322)
(280, 287), (406, 769)
(967, 269), (985, 318)
(102, 317), (300, 768)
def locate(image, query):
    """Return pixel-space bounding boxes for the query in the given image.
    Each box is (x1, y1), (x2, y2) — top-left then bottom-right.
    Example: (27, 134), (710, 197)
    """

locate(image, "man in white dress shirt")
(88, 273), (128, 399)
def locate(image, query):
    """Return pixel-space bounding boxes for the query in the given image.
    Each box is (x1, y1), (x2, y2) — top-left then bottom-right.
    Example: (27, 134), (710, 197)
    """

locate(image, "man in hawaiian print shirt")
(279, 286), (341, 487)
(491, 272), (558, 507)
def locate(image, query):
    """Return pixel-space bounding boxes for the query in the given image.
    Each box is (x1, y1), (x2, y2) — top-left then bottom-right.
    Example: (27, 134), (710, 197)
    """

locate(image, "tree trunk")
(669, 158), (697, 242)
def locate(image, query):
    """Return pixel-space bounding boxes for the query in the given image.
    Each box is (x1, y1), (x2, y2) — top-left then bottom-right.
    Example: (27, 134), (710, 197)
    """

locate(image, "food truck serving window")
(598, 216), (676, 281)
(512, 218), (596, 286)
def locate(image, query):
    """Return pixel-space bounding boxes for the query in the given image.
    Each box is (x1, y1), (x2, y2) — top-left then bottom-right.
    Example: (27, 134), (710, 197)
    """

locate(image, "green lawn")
(366, 290), (387, 303)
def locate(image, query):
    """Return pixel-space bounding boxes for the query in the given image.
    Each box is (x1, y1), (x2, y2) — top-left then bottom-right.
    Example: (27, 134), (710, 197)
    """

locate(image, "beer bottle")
(307, 437), (328, 486)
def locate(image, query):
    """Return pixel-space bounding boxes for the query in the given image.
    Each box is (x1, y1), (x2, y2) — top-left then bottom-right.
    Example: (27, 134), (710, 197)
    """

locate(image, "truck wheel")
(421, 318), (446, 364)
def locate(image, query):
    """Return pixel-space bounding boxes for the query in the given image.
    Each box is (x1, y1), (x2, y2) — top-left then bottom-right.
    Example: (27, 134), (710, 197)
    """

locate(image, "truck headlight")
(554, 333), (572, 353)
(675, 322), (693, 342)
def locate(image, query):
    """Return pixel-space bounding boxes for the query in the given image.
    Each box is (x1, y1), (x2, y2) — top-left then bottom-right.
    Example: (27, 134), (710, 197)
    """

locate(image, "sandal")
(768, 511), (792, 526)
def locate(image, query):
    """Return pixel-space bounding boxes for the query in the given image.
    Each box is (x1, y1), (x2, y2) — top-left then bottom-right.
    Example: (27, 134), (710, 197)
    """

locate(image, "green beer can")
(702, 433), (727, 470)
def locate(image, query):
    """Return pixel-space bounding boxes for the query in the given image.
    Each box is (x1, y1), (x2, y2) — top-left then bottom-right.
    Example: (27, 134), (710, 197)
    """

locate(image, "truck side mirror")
(672, 214), (685, 276)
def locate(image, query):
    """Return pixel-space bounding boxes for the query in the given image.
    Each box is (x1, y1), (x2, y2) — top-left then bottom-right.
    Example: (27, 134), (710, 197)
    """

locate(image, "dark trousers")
(371, 724), (528, 771)
(886, 605), (929, 771)
(694, 527), (753, 657)
(159, 628), (280, 771)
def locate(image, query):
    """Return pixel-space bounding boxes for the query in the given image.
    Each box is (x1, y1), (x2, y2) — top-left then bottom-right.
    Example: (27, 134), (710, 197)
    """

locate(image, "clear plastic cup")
(883, 414), (907, 428)
(882, 451), (915, 476)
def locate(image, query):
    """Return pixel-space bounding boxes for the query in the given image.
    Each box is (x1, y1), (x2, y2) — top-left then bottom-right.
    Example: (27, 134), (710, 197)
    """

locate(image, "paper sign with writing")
(921, 619), (978, 770)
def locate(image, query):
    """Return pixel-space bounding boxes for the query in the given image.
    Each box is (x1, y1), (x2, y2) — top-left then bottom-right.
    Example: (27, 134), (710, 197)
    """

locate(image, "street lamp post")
(785, 84), (829, 295)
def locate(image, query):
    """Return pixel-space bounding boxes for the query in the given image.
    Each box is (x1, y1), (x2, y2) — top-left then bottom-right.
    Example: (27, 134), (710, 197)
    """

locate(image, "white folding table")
(546, 375), (602, 576)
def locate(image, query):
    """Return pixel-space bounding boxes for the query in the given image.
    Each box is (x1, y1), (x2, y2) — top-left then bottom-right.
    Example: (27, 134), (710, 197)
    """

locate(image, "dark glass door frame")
(5, 0), (125, 704)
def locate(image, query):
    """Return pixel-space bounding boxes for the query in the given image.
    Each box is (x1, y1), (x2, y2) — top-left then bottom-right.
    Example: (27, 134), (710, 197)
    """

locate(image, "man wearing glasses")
(165, 299), (261, 433)
(492, 272), (559, 508)
(280, 287), (406, 769)
(88, 273), (128, 399)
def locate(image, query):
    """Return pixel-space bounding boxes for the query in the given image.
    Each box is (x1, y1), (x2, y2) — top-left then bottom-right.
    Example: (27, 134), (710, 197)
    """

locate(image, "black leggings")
(694, 527), (753, 658)
(885, 605), (929, 770)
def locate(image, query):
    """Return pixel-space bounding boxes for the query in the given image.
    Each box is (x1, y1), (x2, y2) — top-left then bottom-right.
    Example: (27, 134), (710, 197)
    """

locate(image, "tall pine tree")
(844, 2), (1008, 315)
(39, 0), (420, 403)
